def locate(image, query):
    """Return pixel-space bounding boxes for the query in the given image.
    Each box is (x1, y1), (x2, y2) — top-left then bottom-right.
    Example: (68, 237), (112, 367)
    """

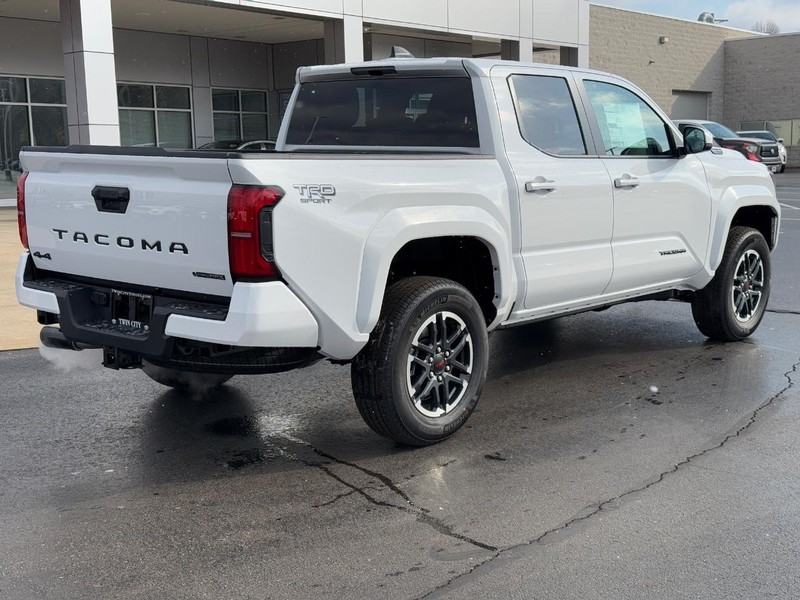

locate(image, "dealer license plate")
(111, 289), (153, 331)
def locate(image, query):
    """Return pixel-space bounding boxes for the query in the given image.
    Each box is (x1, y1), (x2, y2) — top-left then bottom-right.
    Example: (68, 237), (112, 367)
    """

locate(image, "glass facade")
(0, 76), (67, 196)
(212, 89), (269, 142)
(118, 83), (192, 149)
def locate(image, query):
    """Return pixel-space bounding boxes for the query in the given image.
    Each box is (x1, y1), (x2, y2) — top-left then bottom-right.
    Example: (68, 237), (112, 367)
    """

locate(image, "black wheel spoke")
(438, 313), (447, 347)
(748, 254), (761, 275)
(410, 355), (429, 369)
(449, 358), (470, 373)
(436, 383), (448, 411)
(413, 341), (435, 356)
(414, 376), (436, 400)
(735, 294), (747, 316)
(411, 369), (429, 391)
(449, 330), (469, 356)
(445, 324), (463, 348)
(444, 372), (468, 389)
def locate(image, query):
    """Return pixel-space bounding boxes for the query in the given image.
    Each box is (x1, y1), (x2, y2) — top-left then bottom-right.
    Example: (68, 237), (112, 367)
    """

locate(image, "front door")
(579, 76), (712, 295)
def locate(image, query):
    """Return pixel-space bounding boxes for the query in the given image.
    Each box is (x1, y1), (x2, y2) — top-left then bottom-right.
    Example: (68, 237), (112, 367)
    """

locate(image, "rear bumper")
(15, 252), (320, 371)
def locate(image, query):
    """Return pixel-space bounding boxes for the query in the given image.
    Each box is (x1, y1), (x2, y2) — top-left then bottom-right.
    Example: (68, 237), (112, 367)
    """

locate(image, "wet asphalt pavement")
(2, 177), (800, 599)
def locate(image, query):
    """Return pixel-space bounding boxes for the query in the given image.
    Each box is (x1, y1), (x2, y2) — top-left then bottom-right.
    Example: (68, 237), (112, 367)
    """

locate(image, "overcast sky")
(592, 0), (800, 33)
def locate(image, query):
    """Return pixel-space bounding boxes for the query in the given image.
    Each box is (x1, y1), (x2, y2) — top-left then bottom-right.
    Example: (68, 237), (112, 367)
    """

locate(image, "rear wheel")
(691, 226), (771, 341)
(142, 361), (233, 391)
(351, 277), (489, 446)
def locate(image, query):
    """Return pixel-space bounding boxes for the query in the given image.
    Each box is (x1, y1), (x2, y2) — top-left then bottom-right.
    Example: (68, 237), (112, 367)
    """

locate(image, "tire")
(142, 361), (233, 391)
(351, 276), (489, 446)
(780, 164), (786, 174)
(691, 226), (771, 341)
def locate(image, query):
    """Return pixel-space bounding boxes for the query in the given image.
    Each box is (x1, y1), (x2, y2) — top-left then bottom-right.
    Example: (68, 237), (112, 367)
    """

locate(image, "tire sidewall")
(719, 230), (771, 338)
(388, 284), (488, 443)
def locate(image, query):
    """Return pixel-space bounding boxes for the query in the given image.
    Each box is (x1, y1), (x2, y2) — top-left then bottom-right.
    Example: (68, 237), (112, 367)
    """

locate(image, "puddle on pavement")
(226, 447), (282, 470)
(205, 416), (259, 437)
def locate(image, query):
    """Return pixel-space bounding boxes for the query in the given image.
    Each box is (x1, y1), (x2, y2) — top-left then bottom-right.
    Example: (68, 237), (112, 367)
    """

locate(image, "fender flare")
(355, 205), (515, 335)
(708, 185), (780, 272)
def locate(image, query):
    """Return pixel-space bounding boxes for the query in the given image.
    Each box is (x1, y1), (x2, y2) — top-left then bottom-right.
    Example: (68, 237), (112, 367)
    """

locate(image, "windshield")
(739, 131), (776, 142)
(702, 122), (738, 139)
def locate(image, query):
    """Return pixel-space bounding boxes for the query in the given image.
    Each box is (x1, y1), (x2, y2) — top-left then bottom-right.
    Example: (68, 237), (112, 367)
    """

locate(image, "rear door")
(493, 65), (614, 311)
(576, 75), (712, 294)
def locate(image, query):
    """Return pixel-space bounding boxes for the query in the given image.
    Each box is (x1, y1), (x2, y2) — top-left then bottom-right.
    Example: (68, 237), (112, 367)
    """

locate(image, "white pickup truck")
(16, 56), (780, 446)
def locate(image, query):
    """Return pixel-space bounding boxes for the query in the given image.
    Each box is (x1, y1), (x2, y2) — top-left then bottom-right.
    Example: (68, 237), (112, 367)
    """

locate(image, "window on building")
(212, 89), (269, 142)
(584, 80), (673, 157)
(118, 83), (192, 149)
(510, 74), (586, 156)
(0, 76), (67, 194)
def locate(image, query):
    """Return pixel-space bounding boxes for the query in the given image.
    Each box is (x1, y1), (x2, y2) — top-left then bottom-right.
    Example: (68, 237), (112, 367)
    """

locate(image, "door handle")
(525, 179), (557, 193)
(92, 186), (130, 214)
(614, 176), (640, 189)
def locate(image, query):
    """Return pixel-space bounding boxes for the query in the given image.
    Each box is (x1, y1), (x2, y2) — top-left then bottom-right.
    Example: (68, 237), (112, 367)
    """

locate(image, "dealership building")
(1, 0), (799, 203)
(589, 4), (800, 167)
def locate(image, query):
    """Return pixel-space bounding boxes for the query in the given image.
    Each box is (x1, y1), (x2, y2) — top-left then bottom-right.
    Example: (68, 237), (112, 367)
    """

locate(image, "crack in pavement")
(414, 358), (799, 600)
(311, 461), (458, 508)
(274, 432), (497, 553)
(767, 309), (800, 316)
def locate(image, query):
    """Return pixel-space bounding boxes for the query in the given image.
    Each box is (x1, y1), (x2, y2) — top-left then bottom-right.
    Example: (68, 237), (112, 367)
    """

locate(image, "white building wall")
(206, 0), (585, 64)
(0, 0), (585, 156)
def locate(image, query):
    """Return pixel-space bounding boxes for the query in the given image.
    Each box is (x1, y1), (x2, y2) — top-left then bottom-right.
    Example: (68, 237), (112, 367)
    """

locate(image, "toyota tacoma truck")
(16, 56), (780, 446)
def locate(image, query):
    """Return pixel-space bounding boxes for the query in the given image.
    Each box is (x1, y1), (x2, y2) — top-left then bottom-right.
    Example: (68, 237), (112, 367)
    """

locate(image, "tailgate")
(21, 149), (234, 297)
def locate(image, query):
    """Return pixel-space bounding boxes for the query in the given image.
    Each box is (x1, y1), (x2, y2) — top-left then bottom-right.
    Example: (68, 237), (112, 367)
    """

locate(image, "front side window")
(584, 80), (672, 157)
(510, 74), (586, 156)
(285, 77), (479, 148)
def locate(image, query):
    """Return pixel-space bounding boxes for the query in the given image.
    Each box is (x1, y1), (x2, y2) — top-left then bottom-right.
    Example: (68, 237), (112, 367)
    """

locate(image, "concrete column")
(190, 37), (213, 148)
(501, 40), (520, 61)
(60, 0), (120, 145)
(578, 45), (589, 68)
(501, 39), (533, 62)
(560, 46), (579, 67)
(324, 15), (364, 64)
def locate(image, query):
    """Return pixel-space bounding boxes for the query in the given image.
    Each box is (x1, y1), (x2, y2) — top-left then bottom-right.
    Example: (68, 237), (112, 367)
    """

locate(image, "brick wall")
(724, 35), (800, 134)
(589, 5), (754, 123)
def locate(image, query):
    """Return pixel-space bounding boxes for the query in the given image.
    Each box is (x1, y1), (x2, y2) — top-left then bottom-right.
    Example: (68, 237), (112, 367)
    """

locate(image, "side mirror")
(683, 126), (713, 154)
(778, 138), (784, 144)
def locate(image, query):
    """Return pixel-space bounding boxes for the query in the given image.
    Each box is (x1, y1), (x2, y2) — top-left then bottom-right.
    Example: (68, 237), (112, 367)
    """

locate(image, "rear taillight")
(227, 185), (284, 278)
(17, 172), (29, 249)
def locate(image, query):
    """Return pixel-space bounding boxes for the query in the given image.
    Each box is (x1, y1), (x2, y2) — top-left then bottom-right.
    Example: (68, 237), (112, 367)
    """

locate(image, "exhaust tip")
(39, 327), (96, 351)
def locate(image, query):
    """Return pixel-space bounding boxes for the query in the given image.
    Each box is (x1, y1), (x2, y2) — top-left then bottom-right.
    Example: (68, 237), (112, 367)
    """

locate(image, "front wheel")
(691, 226), (771, 341)
(142, 361), (233, 391)
(351, 277), (489, 446)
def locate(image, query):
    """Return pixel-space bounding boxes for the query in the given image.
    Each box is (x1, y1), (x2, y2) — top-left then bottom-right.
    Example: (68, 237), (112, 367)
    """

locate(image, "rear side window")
(584, 80), (673, 157)
(509, 74), (586, 156)
(285, 77), (479, 148)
